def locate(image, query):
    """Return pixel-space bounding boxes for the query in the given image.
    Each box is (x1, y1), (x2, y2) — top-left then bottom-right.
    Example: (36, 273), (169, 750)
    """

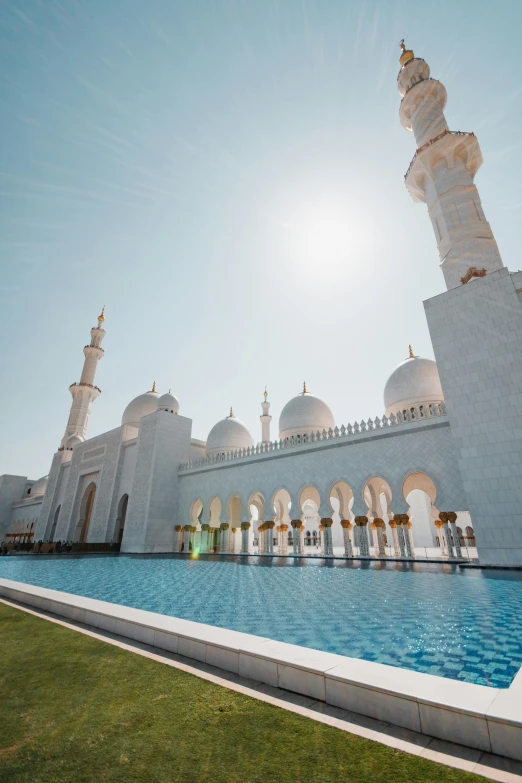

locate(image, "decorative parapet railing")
(399, 76), (436, 99)
(179, 402), (447, 472)
(404, 130), (475, 181)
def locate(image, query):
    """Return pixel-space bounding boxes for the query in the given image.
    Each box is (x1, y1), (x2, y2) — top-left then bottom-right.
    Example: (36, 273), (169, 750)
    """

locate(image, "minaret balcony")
(404, 130), (482, 202)
(69, 382), (102, 395)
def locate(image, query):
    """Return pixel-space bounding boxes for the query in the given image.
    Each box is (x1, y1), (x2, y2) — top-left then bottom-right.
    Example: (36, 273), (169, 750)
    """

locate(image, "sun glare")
(278, 197), (371, 281)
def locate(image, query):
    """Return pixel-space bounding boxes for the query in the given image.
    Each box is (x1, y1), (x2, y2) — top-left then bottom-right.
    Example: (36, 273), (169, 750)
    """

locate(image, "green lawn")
(0, 602), (488, 783)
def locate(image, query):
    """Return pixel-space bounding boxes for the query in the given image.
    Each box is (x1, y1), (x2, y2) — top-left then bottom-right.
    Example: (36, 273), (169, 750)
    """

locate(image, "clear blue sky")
(1, 0), (521, 479)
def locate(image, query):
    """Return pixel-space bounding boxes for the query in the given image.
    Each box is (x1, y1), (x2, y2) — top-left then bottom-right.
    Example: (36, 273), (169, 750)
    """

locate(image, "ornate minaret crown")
(59, 308), (106, 448)
(398, 41), (504, 289)
(260, 387), (272, 443)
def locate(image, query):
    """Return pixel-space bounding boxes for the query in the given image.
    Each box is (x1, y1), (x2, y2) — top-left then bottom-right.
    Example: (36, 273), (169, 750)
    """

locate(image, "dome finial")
(303, 381), (307, 394)
(97, 305), (105, 325)
(151, 381), (156, 393)
(229, 406), (234, 418)
(408, 345), (415, 359)
(399, 38), (414, 67)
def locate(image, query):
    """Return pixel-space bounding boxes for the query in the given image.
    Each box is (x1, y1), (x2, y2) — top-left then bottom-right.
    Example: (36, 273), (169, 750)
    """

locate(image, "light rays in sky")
(0, 0), (521, 477)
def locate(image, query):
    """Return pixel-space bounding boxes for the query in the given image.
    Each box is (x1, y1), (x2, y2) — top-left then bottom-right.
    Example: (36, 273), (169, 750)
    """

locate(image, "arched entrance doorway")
(115, 494), (129, 544)
(77, 483), (97, 543)
(50, 505), (61, 543)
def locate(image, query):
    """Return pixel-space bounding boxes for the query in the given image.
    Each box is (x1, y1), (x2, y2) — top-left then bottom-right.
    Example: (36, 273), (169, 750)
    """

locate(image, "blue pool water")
(1, 555), (521, 689)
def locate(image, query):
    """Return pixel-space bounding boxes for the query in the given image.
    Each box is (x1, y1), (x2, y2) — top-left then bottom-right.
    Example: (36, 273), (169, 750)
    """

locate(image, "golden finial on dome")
(97, 305), (105, 324)
(151, 381), (156, 393)
(399, 39), (414, 67)
(303, 381), (307, 394)
(408, 345), (415, 359)
(263, 386), (268, 401)
(229, 406), (234, 418)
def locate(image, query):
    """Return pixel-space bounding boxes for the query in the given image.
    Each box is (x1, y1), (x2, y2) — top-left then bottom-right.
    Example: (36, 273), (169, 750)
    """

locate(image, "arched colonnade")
(180, 472), (474, 559)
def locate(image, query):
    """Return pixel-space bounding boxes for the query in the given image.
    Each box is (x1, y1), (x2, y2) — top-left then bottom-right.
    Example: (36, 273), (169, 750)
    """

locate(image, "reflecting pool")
(1, 554), (521, 688)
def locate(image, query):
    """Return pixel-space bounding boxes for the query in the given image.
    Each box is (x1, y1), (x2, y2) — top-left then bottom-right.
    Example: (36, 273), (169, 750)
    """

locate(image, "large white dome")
(279, 387), (335, 440)
(206, 412), (253, 455)
(31, 475), (48, 497)
(383, 353), (444, 417)
(122, 389), (160, 427)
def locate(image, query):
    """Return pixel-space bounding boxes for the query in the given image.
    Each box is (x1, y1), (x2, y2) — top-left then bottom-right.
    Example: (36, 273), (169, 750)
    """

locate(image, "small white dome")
(122, 389), (160, 427)
(383, 353), (444, 417)
(66, 434), (84, 450)
(31, 475), (48, 497)
(279, 387), (335, 440)
(157, 391), (180, 414)
(206, 413), (253, 455)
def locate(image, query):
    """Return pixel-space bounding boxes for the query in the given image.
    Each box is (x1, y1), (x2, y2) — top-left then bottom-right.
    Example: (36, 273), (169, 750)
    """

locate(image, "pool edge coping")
(1, 577), (521, 761)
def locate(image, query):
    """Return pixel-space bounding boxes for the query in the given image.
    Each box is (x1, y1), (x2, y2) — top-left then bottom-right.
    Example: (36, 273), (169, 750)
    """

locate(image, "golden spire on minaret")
(263, 387), (268, 401)
(303, 381), (307, 394)
(399, 39), (414, 67)
(97, 305), (105, 325)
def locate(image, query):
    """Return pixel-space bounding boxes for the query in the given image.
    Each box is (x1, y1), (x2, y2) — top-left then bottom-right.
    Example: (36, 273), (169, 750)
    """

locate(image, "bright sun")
(278, 196), (370, 279)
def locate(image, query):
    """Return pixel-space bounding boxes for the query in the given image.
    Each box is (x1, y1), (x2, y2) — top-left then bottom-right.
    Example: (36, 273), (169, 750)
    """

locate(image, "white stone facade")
(1, 45), (520, 565)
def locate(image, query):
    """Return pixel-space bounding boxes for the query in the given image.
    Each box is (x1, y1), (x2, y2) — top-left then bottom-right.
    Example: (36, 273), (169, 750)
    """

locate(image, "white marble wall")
(0, 475), (29, 541)
(425, 268), (522, 564)
(122, 411), (193, 553)
(177, 418), (467, 536)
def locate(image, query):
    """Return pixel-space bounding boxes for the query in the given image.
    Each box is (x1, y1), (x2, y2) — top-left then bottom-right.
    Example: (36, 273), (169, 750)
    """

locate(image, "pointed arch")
(50, 505), (61, 543)
(114, 494), (129, 544)
(77, 482), (97, 543)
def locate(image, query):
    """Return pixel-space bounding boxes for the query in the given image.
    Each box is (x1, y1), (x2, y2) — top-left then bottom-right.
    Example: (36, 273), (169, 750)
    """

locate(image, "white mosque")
(2, 43), (522, 566)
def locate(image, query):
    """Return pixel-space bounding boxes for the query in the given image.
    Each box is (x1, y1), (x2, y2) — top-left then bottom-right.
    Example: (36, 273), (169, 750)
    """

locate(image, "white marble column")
(355, 517), (370, 556)
(341, 520), (353, 556)
(175, 525), (183, 552)
(400, 515), (414, 558)
(448, 512), (462, 558)
(321, 519), (334, 555)
(393, 515), (407, 557)
(291, 521), (301, 555)
(200, 524), (209, 554)
(220, 523), (229, 553)
(278, 524), (288, 555)
(257, 524), (264, 554)
(230, 528), (237, 553)
(374, 518), (386, 557)
(406, 520), (416, 559)
(265, 522), (275, 554)
(240, 522), (250, 554)
(440, 513), (455, 557)
(183, 525), (191, 553)
(389, 521), (401, 557)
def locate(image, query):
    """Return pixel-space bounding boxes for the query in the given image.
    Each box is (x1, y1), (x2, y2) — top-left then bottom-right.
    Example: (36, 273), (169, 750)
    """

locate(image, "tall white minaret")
(398, 41), (504, 290)
(260, 387), (272, 443)
(59, 308), (106, 448)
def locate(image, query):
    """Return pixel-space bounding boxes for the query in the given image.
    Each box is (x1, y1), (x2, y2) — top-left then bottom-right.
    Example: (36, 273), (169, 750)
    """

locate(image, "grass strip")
(0, 602), (488, 782)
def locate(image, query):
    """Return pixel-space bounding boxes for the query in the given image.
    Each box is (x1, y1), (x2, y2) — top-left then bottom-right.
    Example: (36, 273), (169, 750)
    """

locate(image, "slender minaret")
(59, 308), (106, 448)
(260, 387), (272, 443)
(398, 41), (504, 290)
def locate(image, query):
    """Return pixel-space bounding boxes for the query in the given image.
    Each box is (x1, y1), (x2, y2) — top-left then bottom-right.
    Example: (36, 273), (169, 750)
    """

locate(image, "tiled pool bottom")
(1, 555), (521, 689)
